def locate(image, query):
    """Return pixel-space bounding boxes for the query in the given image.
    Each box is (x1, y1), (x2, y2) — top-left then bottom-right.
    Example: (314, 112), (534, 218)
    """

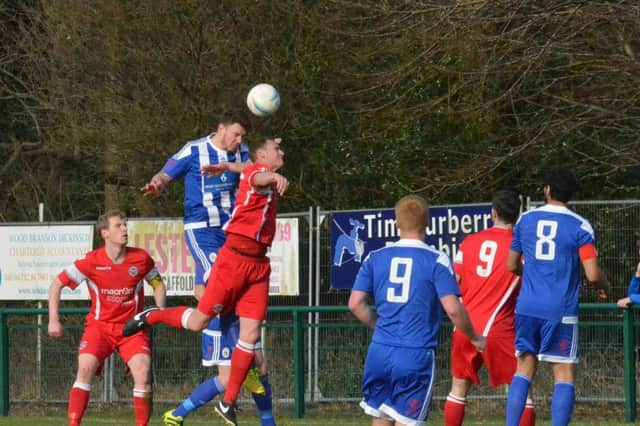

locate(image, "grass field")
(0, 407), (634, 426)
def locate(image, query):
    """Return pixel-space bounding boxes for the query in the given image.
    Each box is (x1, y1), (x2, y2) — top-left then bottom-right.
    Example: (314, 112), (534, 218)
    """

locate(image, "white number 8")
(535, 220), (558, 260)
(387, 257), (413, 303)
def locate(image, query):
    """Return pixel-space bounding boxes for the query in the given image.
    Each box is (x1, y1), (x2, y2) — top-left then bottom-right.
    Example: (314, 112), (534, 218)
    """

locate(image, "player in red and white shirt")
(444, 190), (535, 426)
(123, 136), (287, 426)
(48, 210), (166, 426)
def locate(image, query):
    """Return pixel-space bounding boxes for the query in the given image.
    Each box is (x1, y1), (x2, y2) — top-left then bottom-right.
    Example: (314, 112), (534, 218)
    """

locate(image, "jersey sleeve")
(58, 258), (90, 290)
(433, 253), (460, 298)
(160, 143), (192, 180)
(453, 242), (465, 277)
(247, 165), (269, 189)
(142, 253), (163, 288)
(352, 253), (374, 294)
(576, 220), (596, 248)
(628, 276), (640, 304)
(240, 142), (250, 162)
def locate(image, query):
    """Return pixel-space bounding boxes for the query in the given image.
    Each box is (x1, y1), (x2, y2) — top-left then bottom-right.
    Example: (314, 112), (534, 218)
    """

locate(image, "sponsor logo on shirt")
(128, 266), (138, 277)
(96, 266), (111, 271)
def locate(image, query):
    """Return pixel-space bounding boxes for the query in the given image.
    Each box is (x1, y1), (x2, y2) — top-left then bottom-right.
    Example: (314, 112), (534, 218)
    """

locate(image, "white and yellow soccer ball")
(246, 83), (281, 117)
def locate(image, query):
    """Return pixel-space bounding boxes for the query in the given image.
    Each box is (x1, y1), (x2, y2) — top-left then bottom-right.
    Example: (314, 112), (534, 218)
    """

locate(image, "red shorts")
(450, 329), (516, 388)
(198, 245), (271, 321)
(79, 321), (151, 371)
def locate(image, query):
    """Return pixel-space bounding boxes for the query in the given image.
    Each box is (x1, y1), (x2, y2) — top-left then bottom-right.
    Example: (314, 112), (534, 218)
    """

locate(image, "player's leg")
(251, 348), (276, 426)
(445, 330), (480, 426)
(358, 342), (393, 424)
(541, 318), (579, 426)
(222, 316), (262, 404)
(506, 315), (541, 426)
(120, 330), (154, 426)
(68, 354), (100, 426)
(164, 319), (230, 424)
(68, 323), (111, 426)
(127, 353), (153, 426)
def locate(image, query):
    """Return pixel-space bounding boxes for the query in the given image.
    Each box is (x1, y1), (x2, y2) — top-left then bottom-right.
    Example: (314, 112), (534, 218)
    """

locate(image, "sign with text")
(0, 225), (94, 300)
(128, 218), (300, 297)
(330, 205), (492, 289)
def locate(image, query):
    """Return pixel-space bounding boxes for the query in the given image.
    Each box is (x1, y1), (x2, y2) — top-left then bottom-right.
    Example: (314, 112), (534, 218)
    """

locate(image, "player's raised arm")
(140, 172), (171, 197)
(440, 294), (485, 352)
(47, 276), (65, 338)
(201, 160), (252, 177)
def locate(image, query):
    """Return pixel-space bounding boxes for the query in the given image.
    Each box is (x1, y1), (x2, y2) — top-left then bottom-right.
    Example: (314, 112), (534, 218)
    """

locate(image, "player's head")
(96, 209), (128, 245)
(543, 167), (578, 203)
(491, 190), (521, 225)
(217, 109), (252, 153)
(250, 137), (284, 171)
(395, 195), (428, 234)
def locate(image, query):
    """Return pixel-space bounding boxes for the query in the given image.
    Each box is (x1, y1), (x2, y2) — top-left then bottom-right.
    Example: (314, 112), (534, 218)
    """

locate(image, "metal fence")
(1, 200), (640, 420)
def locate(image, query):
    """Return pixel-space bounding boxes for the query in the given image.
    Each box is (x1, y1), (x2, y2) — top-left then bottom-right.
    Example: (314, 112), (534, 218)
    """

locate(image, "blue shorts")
(184, 227), (226, 285)
(201, 314), (262, 366)
(514, 314), (579, 364)
(360, 342), (435, 426)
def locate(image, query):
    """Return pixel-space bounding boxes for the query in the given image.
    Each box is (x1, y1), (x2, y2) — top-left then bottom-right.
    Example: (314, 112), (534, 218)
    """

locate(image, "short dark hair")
(219, 109), (252, 133)
(543, 167), (578, 203)
(96, 209), (126, 241)
(248, 136), (273, 161)
(492, 190), (521, 224)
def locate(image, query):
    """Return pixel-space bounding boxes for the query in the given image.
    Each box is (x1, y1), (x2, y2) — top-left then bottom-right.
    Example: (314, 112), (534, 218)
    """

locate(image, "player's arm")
(580, 244), (610, 300)
(140, 172), (172, 197)
(147, 272), (167, 308)
(252, 170), (289, 196)
(440, 294), (485, 352)
(506, 250), (523, 276)
(201, 160), (252, 176)
(48, 277), (65, 338)
(348, 290), (376, 330)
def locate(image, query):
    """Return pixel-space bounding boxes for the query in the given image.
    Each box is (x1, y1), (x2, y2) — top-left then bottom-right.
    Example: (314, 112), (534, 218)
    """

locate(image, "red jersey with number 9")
(453, 227), (521, 337)
(224, 163), (278, 246)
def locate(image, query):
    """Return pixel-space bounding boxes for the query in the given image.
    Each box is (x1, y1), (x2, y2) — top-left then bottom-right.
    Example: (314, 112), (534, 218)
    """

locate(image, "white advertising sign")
(0, 225), (94, 300)
(268, 217), (300, 296)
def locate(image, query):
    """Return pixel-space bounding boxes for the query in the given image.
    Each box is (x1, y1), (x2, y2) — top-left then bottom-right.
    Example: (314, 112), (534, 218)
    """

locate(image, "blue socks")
(173, 377), (224, 418)
(506, 374), (531, 426)
(253, 375), (276, 426)
(551, 382), (575, 426)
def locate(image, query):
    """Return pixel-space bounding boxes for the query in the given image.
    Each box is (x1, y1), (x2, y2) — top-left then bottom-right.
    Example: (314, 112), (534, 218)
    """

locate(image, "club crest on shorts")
(128, 266), (138, 277)
(209, 252), (217, 263)
(222, 347), (230, 358)
(79, 340), (88, 350)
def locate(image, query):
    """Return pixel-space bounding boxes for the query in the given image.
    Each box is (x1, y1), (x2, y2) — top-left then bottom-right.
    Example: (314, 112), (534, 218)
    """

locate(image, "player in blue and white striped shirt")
(142, 110), (276, 426)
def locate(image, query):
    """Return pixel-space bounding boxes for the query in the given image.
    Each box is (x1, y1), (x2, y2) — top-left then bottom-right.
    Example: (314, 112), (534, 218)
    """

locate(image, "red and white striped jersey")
(58, 246), (158, 324)
(453, 227), (520, 337)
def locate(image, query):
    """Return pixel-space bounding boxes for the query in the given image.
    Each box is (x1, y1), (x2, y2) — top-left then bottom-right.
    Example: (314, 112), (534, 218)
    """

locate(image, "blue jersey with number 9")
(352, 239), (459, 349)
(510, 204), (595, 322)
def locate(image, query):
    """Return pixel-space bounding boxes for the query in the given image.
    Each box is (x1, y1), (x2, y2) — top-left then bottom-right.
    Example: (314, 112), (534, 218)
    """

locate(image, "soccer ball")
(246, 83), (280, 117)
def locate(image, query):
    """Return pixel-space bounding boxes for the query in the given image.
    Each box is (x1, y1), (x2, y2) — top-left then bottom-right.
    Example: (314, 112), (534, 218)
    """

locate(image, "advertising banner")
(128, 218), (300, 297)
(330, 205), (492, 289)
(0, 225), (94, 300)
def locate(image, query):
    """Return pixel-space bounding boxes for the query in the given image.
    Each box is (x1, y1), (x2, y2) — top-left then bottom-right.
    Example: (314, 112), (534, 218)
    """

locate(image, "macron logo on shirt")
(96, 266), (111, 271)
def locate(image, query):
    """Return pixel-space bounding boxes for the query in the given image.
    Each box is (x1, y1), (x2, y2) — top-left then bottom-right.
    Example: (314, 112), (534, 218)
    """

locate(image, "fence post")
(623, 308), (636, 423)
(0, 311), (8, 416)
(292, 309), (305, 418)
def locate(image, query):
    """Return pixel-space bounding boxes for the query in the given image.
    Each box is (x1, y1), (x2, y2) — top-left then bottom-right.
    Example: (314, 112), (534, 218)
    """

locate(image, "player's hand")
(596, 281), (611, 300)
(617, 297), (632, 309)
(140, 181), (164, 197)
(273, 174), (289, 195)
(201, 163), (230, 177)
(48, 319), (64, 338)
(470, 334), (486, 352)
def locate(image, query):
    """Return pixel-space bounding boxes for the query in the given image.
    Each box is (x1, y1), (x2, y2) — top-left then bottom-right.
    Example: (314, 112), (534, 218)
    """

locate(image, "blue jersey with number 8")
(510, 204), (595, 322)
(352, 239), (459, 349)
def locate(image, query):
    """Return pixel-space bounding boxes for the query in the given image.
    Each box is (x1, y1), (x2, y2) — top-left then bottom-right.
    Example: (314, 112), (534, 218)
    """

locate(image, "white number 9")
(387, 257), (413, 303)
(476, 240), (498, 277)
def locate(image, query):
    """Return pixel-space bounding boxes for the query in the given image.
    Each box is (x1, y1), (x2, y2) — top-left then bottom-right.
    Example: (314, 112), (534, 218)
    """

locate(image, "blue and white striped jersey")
(510, 204), (596, 322)
(161, 134), (250, 229)
(352, 239), (459, 349)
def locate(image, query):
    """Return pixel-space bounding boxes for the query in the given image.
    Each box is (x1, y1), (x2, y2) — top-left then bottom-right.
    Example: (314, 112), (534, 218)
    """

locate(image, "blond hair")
(395, 195), (428, 233)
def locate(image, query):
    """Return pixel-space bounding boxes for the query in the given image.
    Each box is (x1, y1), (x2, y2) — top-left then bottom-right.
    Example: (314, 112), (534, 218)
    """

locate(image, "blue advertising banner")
(330, 204), (493, 289)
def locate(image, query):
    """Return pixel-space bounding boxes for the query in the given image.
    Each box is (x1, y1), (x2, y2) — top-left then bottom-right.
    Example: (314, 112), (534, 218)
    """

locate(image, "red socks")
(147, 306), (190, 328)
(444, 393), (466, 426)
(133, 389), (152, 426)
(68, 382), (90, 425)
(520, 400), (536, 426)
(223, 340), (256, 404)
